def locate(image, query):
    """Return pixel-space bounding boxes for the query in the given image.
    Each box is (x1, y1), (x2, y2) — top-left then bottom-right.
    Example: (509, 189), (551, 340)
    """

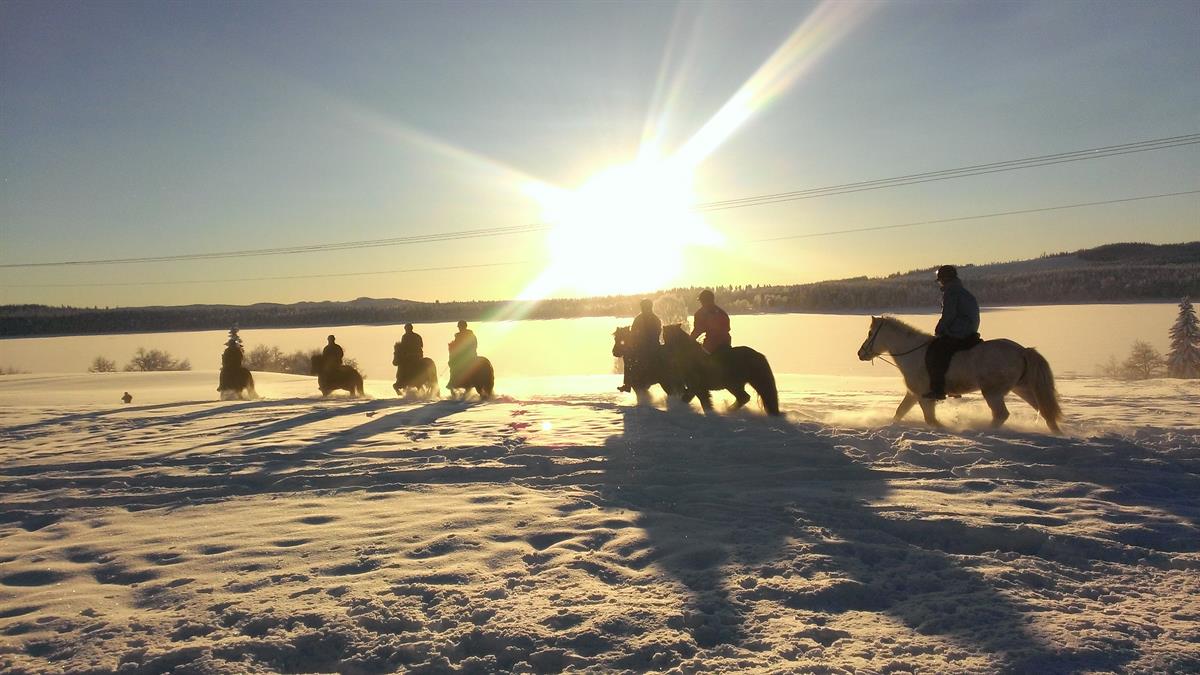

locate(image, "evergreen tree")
(225, 326), (243, 350)
(1167, 297), (1200, 378)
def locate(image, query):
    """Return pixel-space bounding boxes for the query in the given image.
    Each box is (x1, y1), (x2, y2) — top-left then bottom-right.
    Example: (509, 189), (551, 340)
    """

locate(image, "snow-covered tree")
(1167, 297), (1200, 378)
(224, 326), (243, 350)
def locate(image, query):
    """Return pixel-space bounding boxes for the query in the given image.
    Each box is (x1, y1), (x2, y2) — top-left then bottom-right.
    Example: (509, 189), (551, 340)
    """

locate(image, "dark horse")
(612, 326), (684, 397)
(393, 346), (438, 398)
(448, 357), (495, 400)
(310, 354), (364, 397)
(217, 366), (256, 400)
(661, 324), (780, 416)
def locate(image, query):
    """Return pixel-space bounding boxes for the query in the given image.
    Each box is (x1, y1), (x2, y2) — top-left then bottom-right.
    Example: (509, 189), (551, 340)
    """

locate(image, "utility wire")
(9, 189), (1196, 289)
(4, 261), (534, 288)
(0, 223), (549, 269)
(746, 189), (1200, 242)
(2, 133), (1196, 269)
(697, 133), (1200, 211)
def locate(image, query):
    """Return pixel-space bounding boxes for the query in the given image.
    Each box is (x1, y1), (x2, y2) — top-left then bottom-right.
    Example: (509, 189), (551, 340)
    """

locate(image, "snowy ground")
(0, 371), (1197, 674)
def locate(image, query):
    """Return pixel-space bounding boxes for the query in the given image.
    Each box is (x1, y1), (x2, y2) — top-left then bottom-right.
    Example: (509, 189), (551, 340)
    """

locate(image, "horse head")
(612, 326), (632, 358)
(310, 353), (324, 375)
(858, 316), (884, 361)
(661, 323), (692, 350)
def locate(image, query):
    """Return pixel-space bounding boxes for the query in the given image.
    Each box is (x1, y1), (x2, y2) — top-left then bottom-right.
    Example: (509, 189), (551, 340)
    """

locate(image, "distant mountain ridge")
(3, 241), (1197, 337)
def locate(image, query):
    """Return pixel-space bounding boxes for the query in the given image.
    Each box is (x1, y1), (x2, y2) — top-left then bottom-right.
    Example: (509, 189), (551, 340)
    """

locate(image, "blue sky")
(2, 0), (1197, 306)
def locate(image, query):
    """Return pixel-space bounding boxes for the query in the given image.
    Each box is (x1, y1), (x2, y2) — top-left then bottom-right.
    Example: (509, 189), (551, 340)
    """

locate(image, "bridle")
(862, 320), (931, 368)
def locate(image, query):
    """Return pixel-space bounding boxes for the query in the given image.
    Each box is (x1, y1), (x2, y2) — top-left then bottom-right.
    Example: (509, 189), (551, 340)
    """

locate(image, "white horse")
(857, 316), (1062, 433)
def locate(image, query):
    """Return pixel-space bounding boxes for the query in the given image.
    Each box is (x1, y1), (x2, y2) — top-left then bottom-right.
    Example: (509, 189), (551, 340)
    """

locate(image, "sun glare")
(524, 160), (724, 297)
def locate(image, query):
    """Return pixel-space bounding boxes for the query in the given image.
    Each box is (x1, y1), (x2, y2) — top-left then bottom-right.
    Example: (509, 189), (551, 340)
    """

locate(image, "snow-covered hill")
(1, 372), (1197, 673)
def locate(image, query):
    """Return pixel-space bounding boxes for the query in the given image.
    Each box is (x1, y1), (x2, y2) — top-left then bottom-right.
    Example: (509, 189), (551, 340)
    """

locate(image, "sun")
(523, 158), (723, 297)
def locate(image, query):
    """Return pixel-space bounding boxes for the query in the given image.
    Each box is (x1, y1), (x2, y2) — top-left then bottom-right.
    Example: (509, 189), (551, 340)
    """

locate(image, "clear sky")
(2, 0), (1197, 307)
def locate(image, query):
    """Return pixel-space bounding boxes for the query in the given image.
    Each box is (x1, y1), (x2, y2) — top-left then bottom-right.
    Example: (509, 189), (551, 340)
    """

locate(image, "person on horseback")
(395, 323), (424, 384)
(690, 289), (731, 354)
(322, 335), (344, 372)
(924, 265), (981, 400)
(622, 299), (662, 392)
(448, 320), (478, 383)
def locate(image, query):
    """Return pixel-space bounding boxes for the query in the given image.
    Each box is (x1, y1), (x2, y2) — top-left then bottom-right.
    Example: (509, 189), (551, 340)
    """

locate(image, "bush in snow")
(89, 356), (117, 373)
(125, 348), (191, 372)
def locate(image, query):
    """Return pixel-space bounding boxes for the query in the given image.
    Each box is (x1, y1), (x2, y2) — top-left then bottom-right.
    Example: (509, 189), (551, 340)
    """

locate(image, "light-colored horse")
(857, 316), (1062, 433)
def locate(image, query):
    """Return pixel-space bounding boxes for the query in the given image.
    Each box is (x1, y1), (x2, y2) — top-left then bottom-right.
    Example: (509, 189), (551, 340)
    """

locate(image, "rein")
(864, 322), (931, 369)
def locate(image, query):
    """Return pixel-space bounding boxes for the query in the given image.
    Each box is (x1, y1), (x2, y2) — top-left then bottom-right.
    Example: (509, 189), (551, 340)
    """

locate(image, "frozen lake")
(0, 303), (1180, 379)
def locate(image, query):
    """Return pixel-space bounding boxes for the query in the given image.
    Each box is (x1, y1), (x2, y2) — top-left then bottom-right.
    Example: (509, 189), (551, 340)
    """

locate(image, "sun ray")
(675, 0), (874, 169)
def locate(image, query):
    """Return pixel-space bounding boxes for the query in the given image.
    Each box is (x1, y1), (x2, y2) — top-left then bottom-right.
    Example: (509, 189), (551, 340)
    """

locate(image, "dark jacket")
(630, 311), (662, 352)
(322, 342), (344, 365)
(395, 332), (424, 364)
(934, 279), (980, 339)
(449, 330), (478, 371)
(691, 305), (731, 353)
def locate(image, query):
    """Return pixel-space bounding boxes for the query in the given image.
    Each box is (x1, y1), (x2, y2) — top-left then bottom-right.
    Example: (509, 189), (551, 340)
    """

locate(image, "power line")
(8, 189), (1195, 289)
(0, 223), (549, 269)
(746, 189), (1200, 242)
(2, 133), (1196, 269)
(4, 261), (533, 288)
(696, 134), (1200, 211)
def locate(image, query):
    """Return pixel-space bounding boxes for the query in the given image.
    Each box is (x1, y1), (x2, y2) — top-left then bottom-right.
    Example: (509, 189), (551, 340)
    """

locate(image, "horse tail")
(1023, 348), (1062, 434)
(480, 357), (495, 399)
(750, 353), (780, 416)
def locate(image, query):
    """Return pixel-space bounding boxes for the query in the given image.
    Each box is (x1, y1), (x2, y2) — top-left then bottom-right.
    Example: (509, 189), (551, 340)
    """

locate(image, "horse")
(393, 347), (439, 399)
(447, 356), (494, 400)
(660, 324), (780, 416)
(612, 326), (684, 397)
(857, 316), (1062, 433)
(310, 354), (364, 397)
(217, 366), (256, 400)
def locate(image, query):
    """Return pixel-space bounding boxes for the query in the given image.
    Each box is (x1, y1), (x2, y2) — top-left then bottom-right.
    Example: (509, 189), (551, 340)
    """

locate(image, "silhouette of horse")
(447, 356), (494, 400)
(217, 365), (256, 400)
(612, 326), (684, 397)
(310, 354), (364, 397)
(857, 316), (1062, 432)
(393, 347), (438, 399)
(661, 324), (780, 416)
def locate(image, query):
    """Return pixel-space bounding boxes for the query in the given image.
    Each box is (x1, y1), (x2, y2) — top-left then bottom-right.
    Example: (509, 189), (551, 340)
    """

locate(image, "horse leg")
(918, 398), (941, 427)
(894, 393), (917, 422)
(982, 389), (1010, 428)
(696, 390), (714, 414)
(729, 385), (751, 410)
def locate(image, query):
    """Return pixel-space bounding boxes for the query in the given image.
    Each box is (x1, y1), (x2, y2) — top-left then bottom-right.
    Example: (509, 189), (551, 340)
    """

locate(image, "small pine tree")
(225, 326), (243, 350)
(1167, 297), (1200, 378)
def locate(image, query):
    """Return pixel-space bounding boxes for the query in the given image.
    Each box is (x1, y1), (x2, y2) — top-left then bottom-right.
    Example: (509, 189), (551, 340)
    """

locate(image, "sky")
(1, 0), (1197, 307)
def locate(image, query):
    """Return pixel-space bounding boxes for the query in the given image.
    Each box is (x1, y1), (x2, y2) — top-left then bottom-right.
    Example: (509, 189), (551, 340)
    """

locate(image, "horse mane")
(880, 315), (931, 338)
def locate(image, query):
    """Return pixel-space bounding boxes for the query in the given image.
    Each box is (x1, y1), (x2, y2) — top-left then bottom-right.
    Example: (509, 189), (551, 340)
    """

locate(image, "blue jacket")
(935, 280), (980, 339)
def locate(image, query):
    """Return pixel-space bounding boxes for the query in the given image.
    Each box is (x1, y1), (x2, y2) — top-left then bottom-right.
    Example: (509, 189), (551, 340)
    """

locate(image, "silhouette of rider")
(623, 299), (662, 391)
(322, 335), (344, 371)
(924, 265), (981, 400)
(690, 289), (731, 354)
(221, 339), (243, 370)
(448, 320), (478, 381)
(394, 323), (424, 383)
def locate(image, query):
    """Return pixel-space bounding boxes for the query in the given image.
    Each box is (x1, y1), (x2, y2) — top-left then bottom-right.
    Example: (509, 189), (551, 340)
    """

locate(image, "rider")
(448, 320), (478, 382)
(623, 299), (662, 391)
(690, 289), (731, 355)
(322, 335), (344, 371)
(394, 323), (424, 383)
(924, 265), (981, 400)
